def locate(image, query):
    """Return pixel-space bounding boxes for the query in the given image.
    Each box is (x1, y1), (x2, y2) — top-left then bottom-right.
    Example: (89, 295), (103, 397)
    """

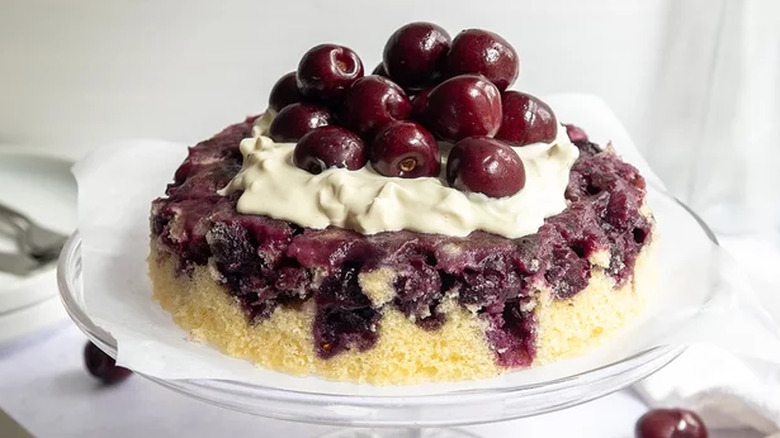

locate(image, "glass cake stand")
(57, 192), (716, 437)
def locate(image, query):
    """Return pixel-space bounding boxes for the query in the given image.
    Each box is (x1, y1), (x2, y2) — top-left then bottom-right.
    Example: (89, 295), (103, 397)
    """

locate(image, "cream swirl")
(221, 114), (579, 238)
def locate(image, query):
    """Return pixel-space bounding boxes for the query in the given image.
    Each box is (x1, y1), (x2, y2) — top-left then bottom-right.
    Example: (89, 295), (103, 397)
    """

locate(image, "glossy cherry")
(564, 123), (588, 143)
(446, 29), (519, 91)
(425, 74), (502, 142)
(296, 44), (364, 102)
(83, 341), (132, 385)
(495, 91), (558, 146)
(635, 409), (708, 438)
(370, 120), (440, 178)
(447, 136), (525, 197)
(383, 22), (451, 90)
(339, 75), (412, 139)
(410, 87), (433, 124)
(268, 103), (332, 143)
(268, 71), (302, 112)
(293, 126), (367, 174)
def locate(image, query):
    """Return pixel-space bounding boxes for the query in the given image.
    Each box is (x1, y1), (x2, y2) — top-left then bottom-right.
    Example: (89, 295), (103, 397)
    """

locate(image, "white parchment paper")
(72, 94), (780, 396)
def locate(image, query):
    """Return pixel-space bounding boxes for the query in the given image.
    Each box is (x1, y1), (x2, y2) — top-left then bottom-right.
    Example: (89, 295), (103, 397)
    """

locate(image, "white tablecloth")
(0, 324), (759, 438)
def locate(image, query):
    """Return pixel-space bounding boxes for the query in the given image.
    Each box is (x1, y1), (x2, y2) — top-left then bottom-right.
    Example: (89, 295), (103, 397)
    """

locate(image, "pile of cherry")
(265, 22), (559, 198)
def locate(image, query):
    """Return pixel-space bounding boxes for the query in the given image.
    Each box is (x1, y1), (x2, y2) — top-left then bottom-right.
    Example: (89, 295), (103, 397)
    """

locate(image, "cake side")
(149, 243), (501, 384)
(534, 240), (655, 365)
(149, 239), (654, 384)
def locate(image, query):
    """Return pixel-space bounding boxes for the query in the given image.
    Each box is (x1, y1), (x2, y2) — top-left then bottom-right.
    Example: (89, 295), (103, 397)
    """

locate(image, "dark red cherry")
(383, 22), (451, 89)
(564, 123), (588, 143)
(372, 63), (389, 77)
(370, 120), (440, 178)
(339, 75), (412, 139)
(296, 44), (364, 102)
(426, 74), (502, 142)
(293, 126), (367, 174)
(268, 72), (302, 112)
(446, 29), (519, 91)
(410, 87), (433, 124)
(446, 136), (524, 198)
(635, 409), (708, 438)
(84, 341), (132, 385)
(269, 103), (332, 143)
(495, 91), (558, 146)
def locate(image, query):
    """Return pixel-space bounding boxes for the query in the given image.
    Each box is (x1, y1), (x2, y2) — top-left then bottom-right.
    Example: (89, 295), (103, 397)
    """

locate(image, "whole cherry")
(495, 91), (558, 146)
(268, 103), (332, 143)
(83, 341), (132, 385)
(635, 408), (708, 438)
(425, 74), (502, 142)
(339, 75), (412, 139)
(296, 44), (364, 102)
(446, 29), (519, 91)
(446, 136), (525, 198)
(293, 126), (367, 174)
(383, 22), (451, 90)
(268, 71), (302, 112)
(370, 120), (440, 178)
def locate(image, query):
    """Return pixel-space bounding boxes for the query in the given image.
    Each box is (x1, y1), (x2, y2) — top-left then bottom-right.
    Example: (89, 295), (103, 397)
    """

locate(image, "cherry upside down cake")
(149, 22), (655, 384)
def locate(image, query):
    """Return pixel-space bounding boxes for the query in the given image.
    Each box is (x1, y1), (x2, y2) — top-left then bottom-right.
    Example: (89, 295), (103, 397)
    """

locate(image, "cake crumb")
(358, 267), (397, 308)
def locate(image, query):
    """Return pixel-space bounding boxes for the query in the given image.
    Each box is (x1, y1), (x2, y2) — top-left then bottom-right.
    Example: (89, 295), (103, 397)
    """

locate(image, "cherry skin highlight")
(446, 29), (519, 91)
(293, 126), (367, 174)
(268, 103), (332, 143)
(496, 91), (558, 146)
(635, 408), (708, 438)
(383, 22), (451, 90)
(339, 75), (412, 140)
(446, 136), (525, 198)
(296, 44), (364, 102)
(425, 74), (502, 142)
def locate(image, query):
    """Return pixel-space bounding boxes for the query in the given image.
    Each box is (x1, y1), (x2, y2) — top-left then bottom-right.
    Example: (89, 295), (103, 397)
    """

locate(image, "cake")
(149, 22), (655, 384)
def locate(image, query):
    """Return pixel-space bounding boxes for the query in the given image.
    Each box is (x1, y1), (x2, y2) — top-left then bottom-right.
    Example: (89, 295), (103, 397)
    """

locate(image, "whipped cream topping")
(221, 114), (579, 238)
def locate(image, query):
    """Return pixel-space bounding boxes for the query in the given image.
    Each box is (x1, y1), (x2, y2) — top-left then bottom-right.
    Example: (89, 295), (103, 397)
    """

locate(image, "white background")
(0, 1), (778, 436)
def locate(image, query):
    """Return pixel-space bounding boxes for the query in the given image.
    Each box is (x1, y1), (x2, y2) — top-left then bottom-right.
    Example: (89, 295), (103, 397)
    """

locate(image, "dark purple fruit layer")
(151, 118), (651, 367)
